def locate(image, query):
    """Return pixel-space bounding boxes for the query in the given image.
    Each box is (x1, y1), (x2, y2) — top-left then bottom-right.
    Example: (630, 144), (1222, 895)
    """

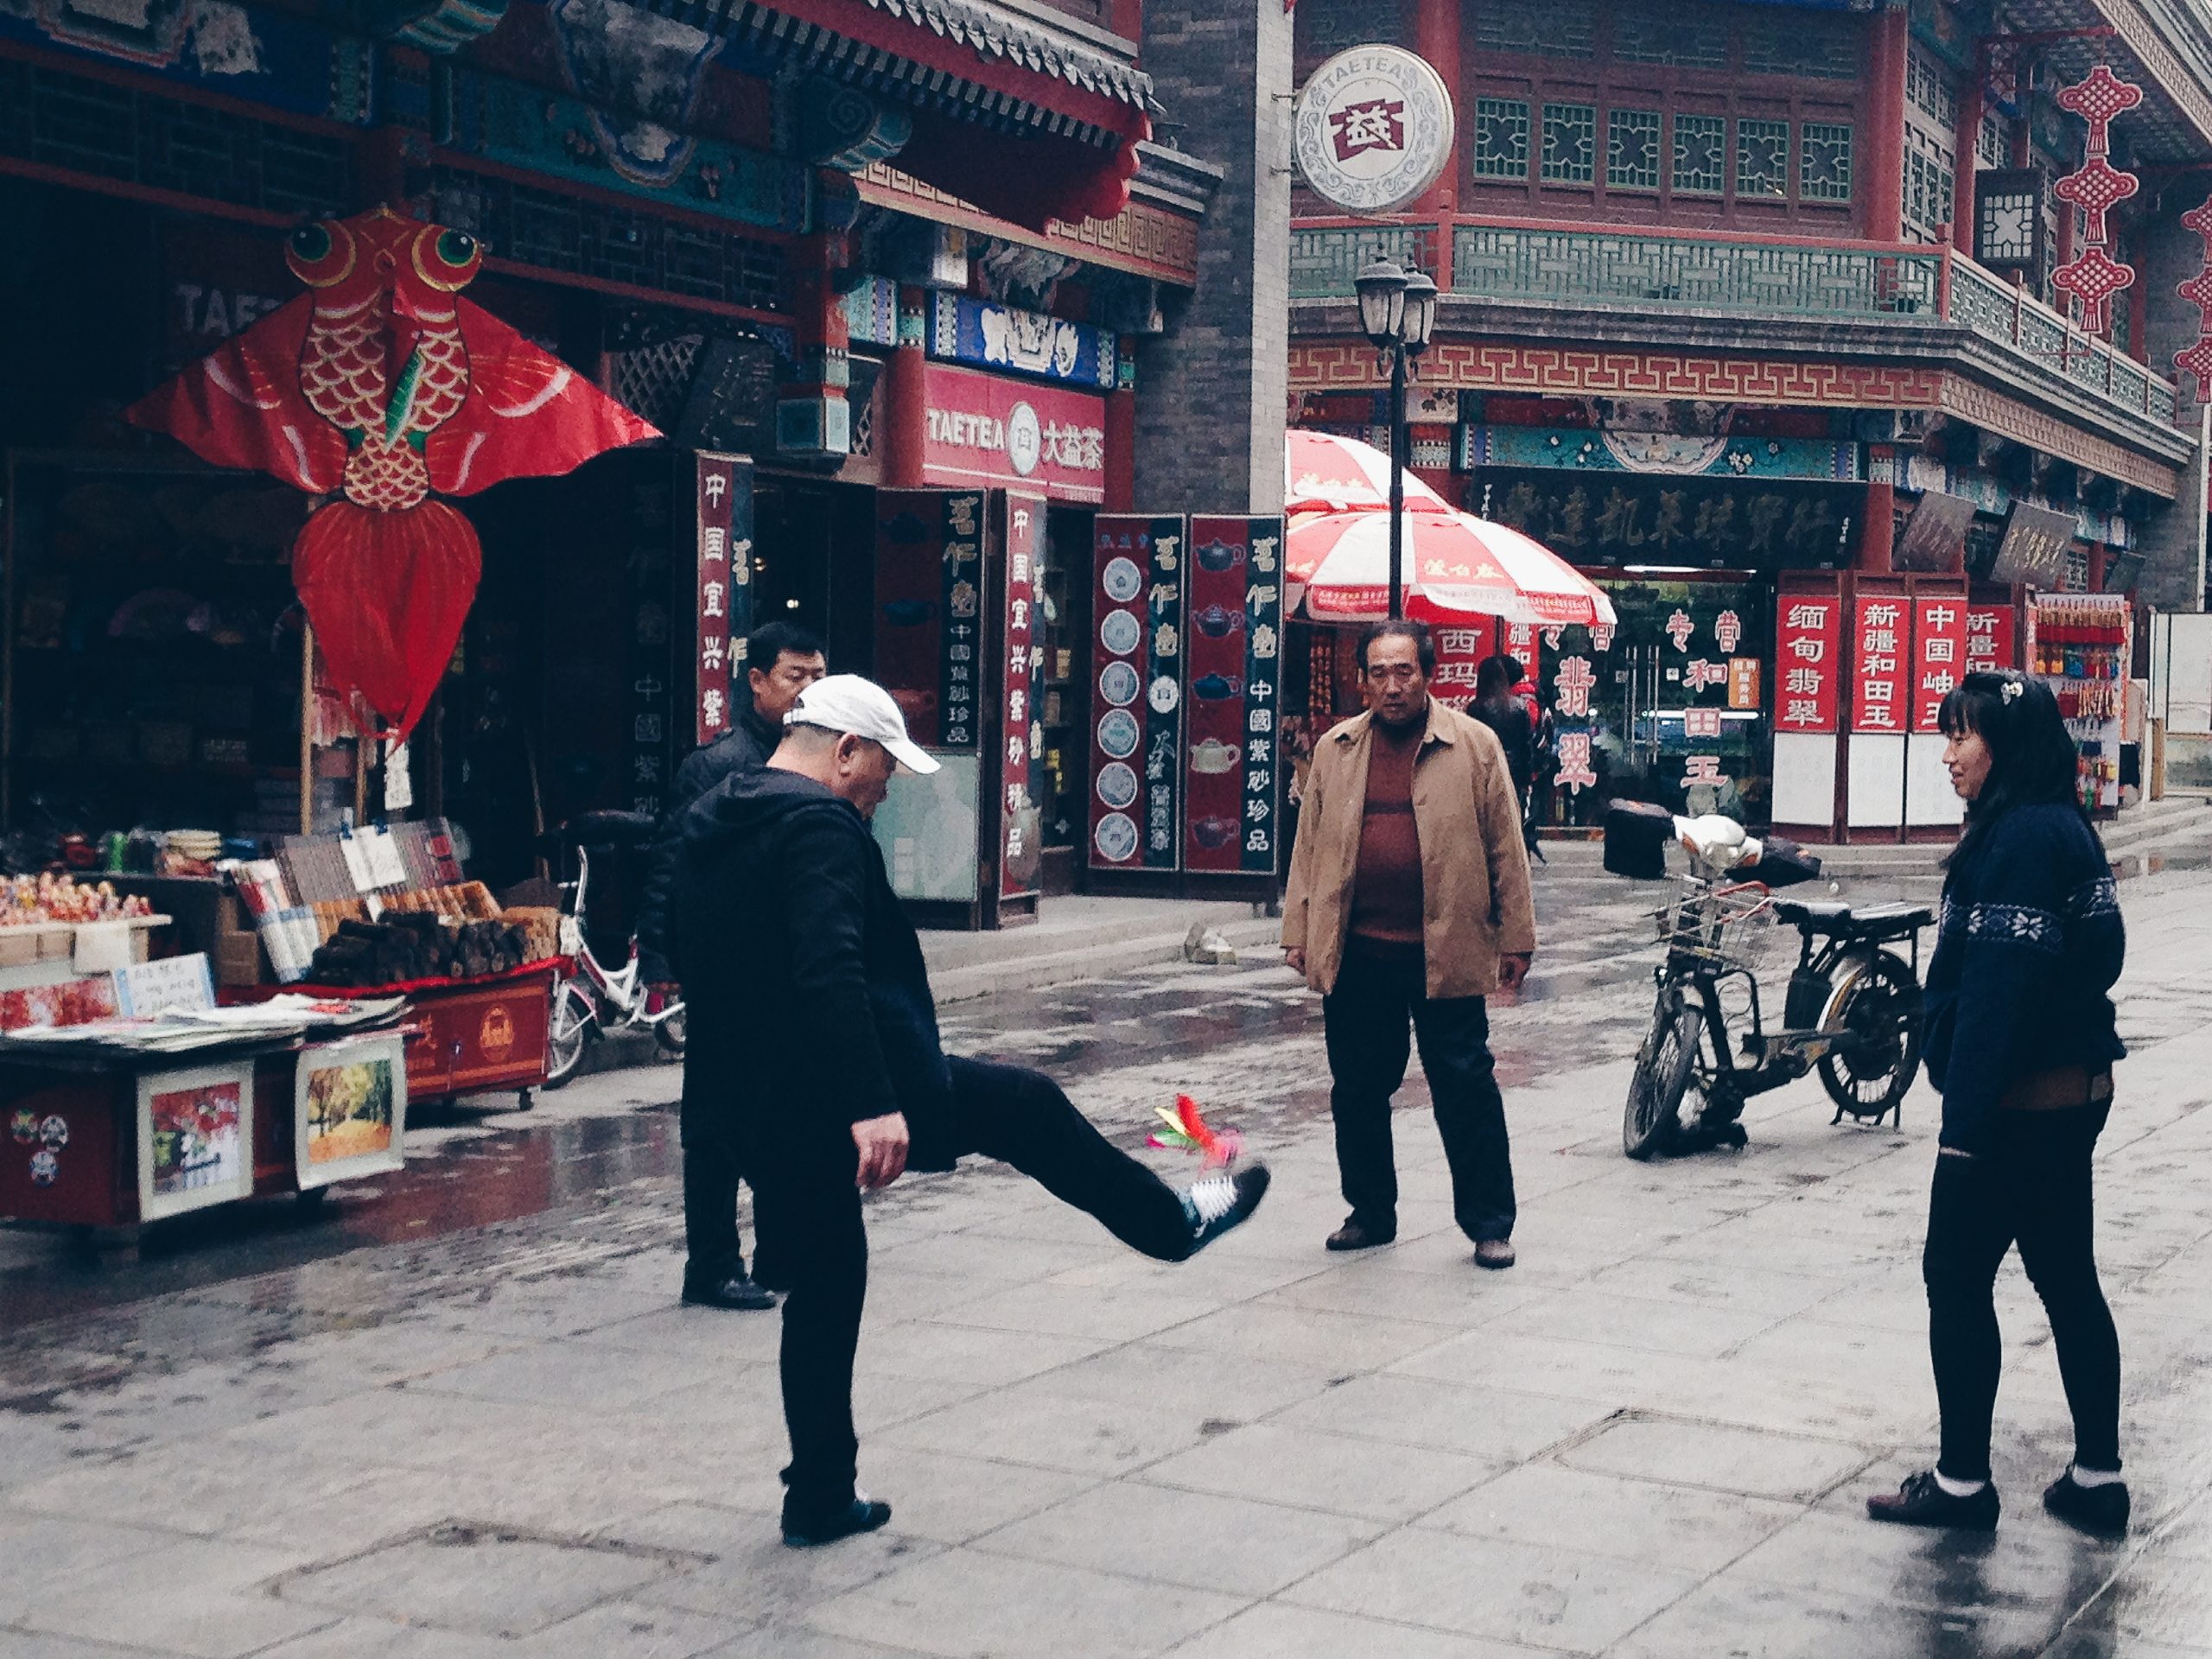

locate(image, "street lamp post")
(1354, 255), (1439, 619)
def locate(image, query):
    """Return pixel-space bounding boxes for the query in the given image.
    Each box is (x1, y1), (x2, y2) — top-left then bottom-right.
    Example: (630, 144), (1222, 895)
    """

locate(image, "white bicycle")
(543, 810), (686, 1088)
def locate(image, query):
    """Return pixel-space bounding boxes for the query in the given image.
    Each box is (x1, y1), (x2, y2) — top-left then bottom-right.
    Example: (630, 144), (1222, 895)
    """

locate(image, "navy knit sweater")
(1922, 801), (2126, 1153)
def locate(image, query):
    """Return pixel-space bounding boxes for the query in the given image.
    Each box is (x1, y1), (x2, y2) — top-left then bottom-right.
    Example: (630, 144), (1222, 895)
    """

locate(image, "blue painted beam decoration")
(1461, 426), (1863, 483)
(927, 294), (1117, 391)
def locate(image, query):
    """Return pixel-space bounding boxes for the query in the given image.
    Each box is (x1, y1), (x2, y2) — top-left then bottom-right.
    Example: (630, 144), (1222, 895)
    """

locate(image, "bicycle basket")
(1653, 883), (1775, 971)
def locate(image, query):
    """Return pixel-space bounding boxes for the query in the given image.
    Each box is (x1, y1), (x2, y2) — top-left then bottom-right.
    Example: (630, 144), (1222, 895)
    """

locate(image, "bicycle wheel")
(653, 999), (688, 1056)
(1817, 951), (1923, 1120)
(544, 979), (595, 1089)
(1624, 991), (1703, 1160)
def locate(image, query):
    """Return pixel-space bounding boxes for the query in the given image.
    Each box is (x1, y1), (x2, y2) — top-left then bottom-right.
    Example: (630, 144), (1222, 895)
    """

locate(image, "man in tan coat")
(1282, 620), (1538, 1267)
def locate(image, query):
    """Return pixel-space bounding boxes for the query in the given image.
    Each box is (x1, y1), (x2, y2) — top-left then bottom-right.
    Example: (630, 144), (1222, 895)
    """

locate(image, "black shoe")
(2044, 1470), (2129, 1537)
(782, 1497), (892, 1548)
(1325, 1216), (1395, 1252)
(682, 1270), (778, 1311)
(1183, 1163), (1270, 1253)
(1866, 1470), (2000, 1531)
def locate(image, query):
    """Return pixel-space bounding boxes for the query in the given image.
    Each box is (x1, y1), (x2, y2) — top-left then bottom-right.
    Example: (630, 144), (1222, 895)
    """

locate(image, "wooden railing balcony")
(1290, 215), (2178, 426)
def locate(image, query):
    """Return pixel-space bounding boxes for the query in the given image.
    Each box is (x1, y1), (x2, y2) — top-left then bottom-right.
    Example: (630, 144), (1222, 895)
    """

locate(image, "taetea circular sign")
(1006, 402), (1042, 476)
(1293, 46), (1456, 214)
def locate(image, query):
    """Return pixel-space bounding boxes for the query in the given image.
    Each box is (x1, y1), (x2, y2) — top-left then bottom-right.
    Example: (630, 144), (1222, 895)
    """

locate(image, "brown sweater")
(1347, 717), (1424, 951)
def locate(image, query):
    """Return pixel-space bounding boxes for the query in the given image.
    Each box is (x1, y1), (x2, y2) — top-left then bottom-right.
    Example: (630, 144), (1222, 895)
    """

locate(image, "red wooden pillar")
(1412, 0), (1462, 288)
(1104, 385), (1137, 512)
(880, 289), (929, 489)
(1859, 479), (1897, 573)
(1953, 41), (1985, 255)
(1865, 7), (1909, 242)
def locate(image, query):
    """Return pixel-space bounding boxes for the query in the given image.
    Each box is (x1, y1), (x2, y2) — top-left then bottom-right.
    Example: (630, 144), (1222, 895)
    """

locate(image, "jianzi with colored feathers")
(1147, 1095), (1243, 1166)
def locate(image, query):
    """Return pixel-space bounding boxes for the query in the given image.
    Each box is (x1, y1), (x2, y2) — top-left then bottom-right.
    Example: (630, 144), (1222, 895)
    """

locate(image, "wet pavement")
(2, 853), (2210, 1656)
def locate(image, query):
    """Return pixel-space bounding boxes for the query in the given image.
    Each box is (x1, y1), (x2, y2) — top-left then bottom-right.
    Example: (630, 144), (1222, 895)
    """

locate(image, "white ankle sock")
(2069, 1463), (2124, 1489)
(1933, 1471), (1988, 1497)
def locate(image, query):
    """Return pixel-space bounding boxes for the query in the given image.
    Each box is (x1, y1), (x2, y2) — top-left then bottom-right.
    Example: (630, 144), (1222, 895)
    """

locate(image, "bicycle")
(1621, 813), (1930, 1160)
(543, 810), (686, 1088)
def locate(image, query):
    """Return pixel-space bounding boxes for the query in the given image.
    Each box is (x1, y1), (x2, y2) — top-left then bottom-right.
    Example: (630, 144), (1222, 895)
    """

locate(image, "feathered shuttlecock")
(1147, 1094), (1243, 1167)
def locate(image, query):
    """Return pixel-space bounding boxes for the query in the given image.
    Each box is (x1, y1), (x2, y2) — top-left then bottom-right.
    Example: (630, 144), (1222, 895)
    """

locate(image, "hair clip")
(2001, 680), (2024, 703)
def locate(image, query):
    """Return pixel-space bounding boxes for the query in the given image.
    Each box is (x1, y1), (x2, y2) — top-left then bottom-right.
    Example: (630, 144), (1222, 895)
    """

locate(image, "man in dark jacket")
(671, 675), (1271, 1548)
(641, 621), (823, 1313)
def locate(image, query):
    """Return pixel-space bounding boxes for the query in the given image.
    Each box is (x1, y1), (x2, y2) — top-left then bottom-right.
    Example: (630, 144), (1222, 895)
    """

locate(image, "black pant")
(1322, 947), (1516, 1243)
(750, 1054), (1195, 1515)
(1924, 1103), (2121, 1483)
(680, 1110), (747, 1286)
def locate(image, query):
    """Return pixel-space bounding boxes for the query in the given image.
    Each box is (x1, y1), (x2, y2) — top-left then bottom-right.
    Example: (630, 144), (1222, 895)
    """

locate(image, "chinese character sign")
(1913, 595), (1968, 733)
(1853, 594), (1910, 734)
(873, 492), (985, 749)
(1429, 619), (1494, 708)
(694, 454), (752, 747)
(1966, 603), (2017, 674)
(1500, 621), (1542, 690)
(1776, 594), (1841, 733)
(1185, 516), (1283, 875)
(1001, 493), (1048, 900)
(1090, 514), (1185, 871)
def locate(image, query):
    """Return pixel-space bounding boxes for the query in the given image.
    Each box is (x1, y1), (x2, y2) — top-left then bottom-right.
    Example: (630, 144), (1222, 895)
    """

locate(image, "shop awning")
(637, 0), (1150, 227)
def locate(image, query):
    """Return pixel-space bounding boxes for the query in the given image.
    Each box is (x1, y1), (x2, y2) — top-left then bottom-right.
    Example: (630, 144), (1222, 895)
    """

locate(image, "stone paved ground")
(3, 855), (2212, 1657)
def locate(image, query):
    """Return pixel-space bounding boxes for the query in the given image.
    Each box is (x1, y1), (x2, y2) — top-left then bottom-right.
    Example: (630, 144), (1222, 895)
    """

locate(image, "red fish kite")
(130, 207), (658, 736)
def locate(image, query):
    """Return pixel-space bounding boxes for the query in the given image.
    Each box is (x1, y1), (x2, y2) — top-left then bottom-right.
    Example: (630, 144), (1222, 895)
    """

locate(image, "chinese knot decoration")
(2051, 65), (2144, 338)
(129, 207), (658, 737)
(2173, 198), (2212, 400)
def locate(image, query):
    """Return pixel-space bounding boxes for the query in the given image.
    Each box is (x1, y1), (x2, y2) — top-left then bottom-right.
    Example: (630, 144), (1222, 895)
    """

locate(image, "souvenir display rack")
(2027, 594), (2130, 816)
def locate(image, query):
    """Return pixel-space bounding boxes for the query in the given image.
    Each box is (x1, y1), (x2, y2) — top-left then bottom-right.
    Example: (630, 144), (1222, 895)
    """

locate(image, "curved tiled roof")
(856, 0), (1151, 109)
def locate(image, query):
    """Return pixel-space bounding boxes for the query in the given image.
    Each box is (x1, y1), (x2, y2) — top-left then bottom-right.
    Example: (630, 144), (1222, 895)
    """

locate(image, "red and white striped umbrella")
(1286, 429), (1456, 517)
(1285, 509), (1618, 628)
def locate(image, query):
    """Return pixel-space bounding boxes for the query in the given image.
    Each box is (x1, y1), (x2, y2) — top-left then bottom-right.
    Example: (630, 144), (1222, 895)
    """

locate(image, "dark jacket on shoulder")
(669, 766), (956, 1169)
(1923, 801), (2126, 1153)
(637, 700), (783, 978)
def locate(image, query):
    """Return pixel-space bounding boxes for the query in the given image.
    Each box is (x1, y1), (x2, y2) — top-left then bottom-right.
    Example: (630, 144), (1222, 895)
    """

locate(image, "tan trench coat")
(1281, 699), (1539, 1000)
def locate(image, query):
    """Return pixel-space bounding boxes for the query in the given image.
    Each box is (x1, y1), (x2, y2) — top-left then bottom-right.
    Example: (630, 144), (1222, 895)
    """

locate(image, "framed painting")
(295, 1033), (408, 1189)
(137, 1061), (254, 1220)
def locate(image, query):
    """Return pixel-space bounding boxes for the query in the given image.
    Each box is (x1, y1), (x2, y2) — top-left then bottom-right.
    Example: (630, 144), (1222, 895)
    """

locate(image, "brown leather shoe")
(1473, 1238), (1516, 1270)
(1325, 1217), (1395, 1251)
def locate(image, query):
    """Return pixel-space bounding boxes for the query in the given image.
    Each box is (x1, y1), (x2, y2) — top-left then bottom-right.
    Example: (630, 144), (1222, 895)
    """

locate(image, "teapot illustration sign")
(1090, 514), (1186, 870)
(1189, 739), (1242, 774)
(1182, 515), (1285, 876)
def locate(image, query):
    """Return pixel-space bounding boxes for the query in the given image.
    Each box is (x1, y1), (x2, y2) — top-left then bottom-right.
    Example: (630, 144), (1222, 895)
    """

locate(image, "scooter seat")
(1770, 898), (1933, 942)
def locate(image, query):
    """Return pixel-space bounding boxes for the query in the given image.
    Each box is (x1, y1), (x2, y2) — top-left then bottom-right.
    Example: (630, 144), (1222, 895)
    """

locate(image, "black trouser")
(1322, 947), (1516, 1243)
(679, 1109), (747, 1286)
(751, 1054), (1195, 1516)
(1924, 1103), (2121, 1484)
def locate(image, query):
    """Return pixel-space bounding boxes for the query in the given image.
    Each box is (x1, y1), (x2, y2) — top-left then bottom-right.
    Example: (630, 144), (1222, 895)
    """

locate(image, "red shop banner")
(1913, 593), (1968, 733)
(694, 454), (741, 747)
(1184, 515), (1284, 875)
(1967, 602), (2018, 674)
(918, 364), (1106, 504)
(1852, 594), (1909, 734)
(1499, 620), (1542, 690)
(1776, 593), (1843, 733)
(1000, 493), (1049, 899)
(1429, 618), (1495, 708)
(1090, 514), (1185, 871)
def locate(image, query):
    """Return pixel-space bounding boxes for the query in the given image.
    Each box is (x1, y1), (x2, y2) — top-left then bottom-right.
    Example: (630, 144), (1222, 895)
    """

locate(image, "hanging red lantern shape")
(2174, 199), (2212, 401)
(2050, 65), (2144, 338)
(129, 207), (659, 739)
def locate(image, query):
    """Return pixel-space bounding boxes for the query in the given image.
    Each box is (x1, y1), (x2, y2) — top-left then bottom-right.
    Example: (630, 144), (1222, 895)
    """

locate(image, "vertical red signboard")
(1967, 602), (2018, 674)
(1499, 620), (1542, 690)
(1913, 594), (1969, 732)
(1852, 594), (1909, 734)
(1429, 618), (1494, 708)
(693, 454), (749, 747)
(1000, 493), (1048, 899)
(874, 492), (985, 750)
(1776, 593), (1843, 732)
(1090, 514), (1185, 871)
(1184, 516), (1285, 874)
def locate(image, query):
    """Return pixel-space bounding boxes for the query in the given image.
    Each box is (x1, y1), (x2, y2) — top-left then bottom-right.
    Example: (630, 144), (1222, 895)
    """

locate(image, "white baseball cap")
(785, 674), (940, 775)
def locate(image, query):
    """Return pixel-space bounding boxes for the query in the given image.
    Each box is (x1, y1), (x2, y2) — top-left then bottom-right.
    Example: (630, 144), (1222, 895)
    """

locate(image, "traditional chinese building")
(1, 0), (1293, 912)
(1288, 0), (2212, 840)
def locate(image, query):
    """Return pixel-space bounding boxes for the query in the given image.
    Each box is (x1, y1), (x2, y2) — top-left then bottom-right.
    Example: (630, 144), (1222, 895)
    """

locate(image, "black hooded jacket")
(637, 699), (783, 978)
(668, 766), (956, 1168)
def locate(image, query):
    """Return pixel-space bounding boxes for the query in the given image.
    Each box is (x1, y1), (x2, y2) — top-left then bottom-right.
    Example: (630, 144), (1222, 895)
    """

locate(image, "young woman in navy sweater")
(1866, 669), (2130, 1537)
